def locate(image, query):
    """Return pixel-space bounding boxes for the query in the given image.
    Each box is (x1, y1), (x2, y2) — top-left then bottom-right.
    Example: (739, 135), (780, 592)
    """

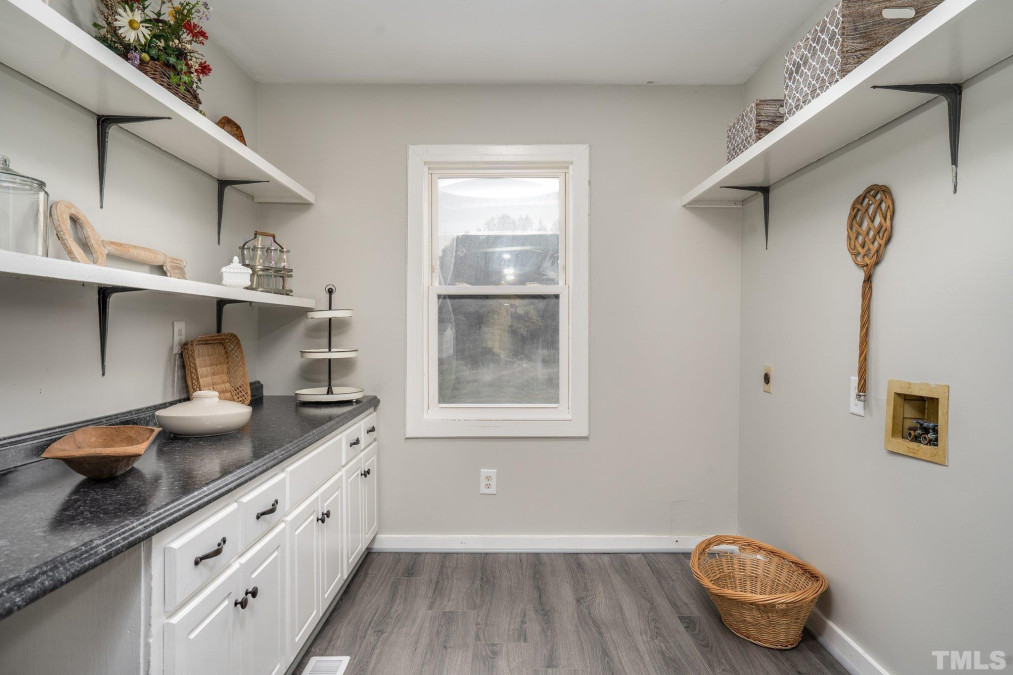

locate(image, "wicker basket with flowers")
(93, 1), (213, 111)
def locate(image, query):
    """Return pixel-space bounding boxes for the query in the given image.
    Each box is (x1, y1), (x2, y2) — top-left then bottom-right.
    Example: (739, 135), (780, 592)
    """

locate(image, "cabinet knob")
(234, 595), (248, 610)
(246, 586), (259, 600)
(360, 469), (368, 478)
(317, 510), (331, 523)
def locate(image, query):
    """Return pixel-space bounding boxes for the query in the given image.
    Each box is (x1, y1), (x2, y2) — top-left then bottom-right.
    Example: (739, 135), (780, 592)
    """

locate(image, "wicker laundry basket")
(690, 535), (828, 649)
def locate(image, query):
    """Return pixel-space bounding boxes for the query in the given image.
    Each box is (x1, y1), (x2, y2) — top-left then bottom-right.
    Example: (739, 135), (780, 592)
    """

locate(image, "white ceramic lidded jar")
(221, 256), (252, 288)
(0, 155), (48, 257)
(155, 390), (252, 437)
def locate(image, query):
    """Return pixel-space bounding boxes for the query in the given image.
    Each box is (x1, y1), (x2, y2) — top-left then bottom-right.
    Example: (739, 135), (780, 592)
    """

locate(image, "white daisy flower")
(114, 5), (151, 45)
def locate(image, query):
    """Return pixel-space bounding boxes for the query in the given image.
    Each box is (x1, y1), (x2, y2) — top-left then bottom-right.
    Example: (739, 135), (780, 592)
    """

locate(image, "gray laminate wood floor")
(296, 552), (848, 675)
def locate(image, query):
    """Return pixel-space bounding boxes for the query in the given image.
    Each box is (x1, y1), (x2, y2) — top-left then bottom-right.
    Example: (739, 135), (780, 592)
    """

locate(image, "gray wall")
(0, 5), (266, 435)
(255, 84), (745, 539)
(737, 52), (1013, 675)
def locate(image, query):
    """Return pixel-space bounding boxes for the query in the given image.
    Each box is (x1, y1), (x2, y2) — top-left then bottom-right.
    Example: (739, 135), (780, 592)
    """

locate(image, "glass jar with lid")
(0, 155), (49, 257)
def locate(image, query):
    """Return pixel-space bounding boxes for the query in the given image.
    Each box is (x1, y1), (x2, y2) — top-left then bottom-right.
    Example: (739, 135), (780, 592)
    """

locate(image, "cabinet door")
(239, 524), (287, 675)
(320, 473), (345, 606)
(363, 445), (378, 541)
(344, 456), (363, 572)
(164, 562), (240, 675)
(285, 494), (320, 655)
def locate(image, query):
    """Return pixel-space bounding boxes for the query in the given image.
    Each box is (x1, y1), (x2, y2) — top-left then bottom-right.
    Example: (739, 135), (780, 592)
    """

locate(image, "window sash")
(425, 288), (570, 420)
(425, 167), (572, 421)
(430, 170), (569, 288)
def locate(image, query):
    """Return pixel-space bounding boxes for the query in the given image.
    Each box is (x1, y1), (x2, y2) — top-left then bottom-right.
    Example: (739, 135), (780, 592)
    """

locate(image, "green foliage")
(93, 0), (212, 92)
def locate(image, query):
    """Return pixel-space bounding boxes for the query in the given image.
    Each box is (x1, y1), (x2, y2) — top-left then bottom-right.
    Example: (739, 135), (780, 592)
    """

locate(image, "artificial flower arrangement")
(93, 1), (212, 110)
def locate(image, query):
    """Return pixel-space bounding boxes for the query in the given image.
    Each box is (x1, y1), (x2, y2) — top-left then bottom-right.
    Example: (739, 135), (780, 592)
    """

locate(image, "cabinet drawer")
(362, 412), (378, 448)
(287, 435), (341, 509)
(237, 472), (287, 550)
(165, 503), (242, 612)
(342, 424), (365, 465)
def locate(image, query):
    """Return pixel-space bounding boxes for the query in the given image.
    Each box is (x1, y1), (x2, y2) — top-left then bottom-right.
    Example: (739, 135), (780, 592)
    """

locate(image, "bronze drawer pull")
(367, 426), (376, 433)
(194, 537), (227, 566)
(255, 499), (279, 520)
(349, 438), (361, 447)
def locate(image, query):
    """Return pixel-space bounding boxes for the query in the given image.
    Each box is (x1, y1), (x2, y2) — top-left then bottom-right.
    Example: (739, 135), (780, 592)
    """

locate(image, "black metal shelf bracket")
(97, 286), (144, 376)
(97, 115), (170, 208)
(872, 83), (963, 193)
(216, 298), (248, 333)
(722, 185), (771, 249)
(217, 180), (267, 244)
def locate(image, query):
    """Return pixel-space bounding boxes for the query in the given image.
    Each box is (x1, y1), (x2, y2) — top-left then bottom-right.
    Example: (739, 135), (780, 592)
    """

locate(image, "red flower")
(183, 21), (208, 45)
(194, 61), (212, 78)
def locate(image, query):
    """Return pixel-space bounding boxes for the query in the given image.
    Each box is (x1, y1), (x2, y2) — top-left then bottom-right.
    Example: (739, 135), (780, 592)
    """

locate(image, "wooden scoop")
(846, 185), (893, 399)
(102, 240), (187, 279)
(49, 201), (187, 279)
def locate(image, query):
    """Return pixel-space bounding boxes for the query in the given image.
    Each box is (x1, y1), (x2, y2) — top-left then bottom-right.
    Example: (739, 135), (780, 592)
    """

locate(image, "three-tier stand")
(295, 284), (364, 403)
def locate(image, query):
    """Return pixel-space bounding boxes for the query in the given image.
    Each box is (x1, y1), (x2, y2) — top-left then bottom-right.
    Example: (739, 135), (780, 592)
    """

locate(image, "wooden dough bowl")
(41, 426), (160, 480)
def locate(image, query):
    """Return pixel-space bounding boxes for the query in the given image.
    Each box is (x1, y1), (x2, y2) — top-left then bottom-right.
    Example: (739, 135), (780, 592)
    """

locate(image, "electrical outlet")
(849, 376), (866, 416)
(172, 321), (186, 354)
(480, 469), (497, 495)
(762, 365), (773, 393)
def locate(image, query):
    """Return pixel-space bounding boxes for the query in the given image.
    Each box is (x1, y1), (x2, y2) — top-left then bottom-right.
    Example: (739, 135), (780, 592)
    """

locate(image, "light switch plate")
(849, 376), (866, 416)
(762, 365), (773, 394)
(480, 469), (497, 495)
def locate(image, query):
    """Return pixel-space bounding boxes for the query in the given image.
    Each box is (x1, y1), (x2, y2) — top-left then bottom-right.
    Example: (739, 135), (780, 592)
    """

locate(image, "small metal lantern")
(239, 230), (293, 295)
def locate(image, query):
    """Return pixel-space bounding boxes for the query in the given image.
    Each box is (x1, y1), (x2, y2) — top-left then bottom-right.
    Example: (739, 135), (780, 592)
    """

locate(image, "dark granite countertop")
(0, 394), (378, 621)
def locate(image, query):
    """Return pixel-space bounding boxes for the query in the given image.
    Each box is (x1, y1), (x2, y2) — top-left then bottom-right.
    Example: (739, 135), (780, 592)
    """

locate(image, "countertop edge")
(0, 395), (379, 621)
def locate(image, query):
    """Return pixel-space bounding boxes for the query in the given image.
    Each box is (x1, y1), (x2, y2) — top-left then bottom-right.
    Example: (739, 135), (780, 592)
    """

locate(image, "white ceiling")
(208, 0), (825, 85)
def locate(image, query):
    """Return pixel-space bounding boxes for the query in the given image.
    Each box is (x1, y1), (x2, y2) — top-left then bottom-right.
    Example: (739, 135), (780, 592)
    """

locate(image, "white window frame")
(406, 145), (589, 438)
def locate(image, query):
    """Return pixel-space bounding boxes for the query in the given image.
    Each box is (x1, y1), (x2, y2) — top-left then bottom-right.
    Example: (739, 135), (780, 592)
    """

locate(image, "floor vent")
(301, 656), (350, 675)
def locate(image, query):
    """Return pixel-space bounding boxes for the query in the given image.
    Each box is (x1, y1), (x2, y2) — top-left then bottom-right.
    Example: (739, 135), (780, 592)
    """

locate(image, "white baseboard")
(369, 534), (709, 553)
(807, 608), (889, 675)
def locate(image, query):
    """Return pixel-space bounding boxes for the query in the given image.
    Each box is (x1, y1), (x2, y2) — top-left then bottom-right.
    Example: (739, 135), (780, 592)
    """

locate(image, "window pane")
(437, 177), (560, 285)
(437, 295), (559, 405)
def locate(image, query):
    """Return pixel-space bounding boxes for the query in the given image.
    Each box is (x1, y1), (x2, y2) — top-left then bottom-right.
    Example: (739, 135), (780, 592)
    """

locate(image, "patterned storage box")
(784, 0), (943, 118)
(726, 99), (785, 162)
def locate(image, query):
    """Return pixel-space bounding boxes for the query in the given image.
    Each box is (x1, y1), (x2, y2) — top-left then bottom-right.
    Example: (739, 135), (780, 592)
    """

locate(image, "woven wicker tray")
(182, 333), (251, 405)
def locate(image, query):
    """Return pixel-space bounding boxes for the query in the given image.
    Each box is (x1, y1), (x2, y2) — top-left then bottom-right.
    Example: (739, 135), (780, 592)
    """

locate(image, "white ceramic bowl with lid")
(155, 390), (252, 437)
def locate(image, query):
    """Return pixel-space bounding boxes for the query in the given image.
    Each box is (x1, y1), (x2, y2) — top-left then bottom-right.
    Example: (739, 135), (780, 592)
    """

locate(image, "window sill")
(405, 417), (588, 438)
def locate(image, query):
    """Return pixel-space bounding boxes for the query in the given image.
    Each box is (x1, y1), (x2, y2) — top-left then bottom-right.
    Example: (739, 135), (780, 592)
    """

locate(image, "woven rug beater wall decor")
(847, 184), (893, 399)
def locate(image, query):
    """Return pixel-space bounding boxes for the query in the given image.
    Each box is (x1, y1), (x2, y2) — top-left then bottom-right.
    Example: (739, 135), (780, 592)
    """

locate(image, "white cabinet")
(153, 408), (378, 675)
(164, 563), (241, 675)
(286, 471), (347, 657)
(238, 525), (287, 675)
(238, 472), (287, 550)
(285, 491), (321, 656)
(363, 444), (378, 541)
(344, 455), (363, 571)
(163, 503), (241, 612)
(320, 474), (345, 606)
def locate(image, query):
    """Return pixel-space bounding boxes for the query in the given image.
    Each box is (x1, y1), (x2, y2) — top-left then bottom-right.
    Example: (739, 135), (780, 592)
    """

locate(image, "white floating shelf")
(0, 0), (314, 205)
(682, 0), (1013, 206)
(0, 250), (315, 309)
(306, 309), (354, 319)
(300, 349), (359, 359)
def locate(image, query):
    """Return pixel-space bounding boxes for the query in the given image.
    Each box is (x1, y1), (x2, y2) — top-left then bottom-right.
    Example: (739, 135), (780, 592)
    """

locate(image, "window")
(406, 145), (589, 437)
